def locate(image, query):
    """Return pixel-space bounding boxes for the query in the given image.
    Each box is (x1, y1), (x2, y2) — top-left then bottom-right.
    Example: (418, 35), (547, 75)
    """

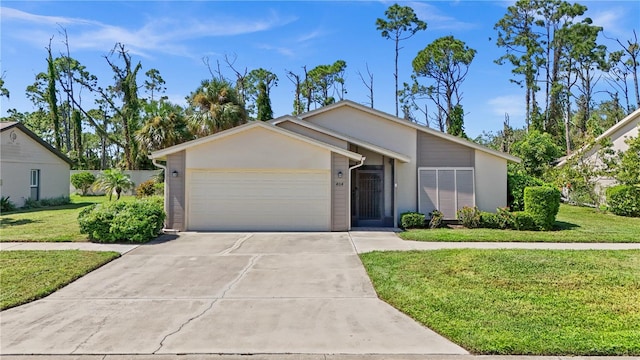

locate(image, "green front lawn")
(0, 250), (120, 310)
(360, 249), (640, 355)
(399, 204), (640, 242)
(0, 195), (134, 242)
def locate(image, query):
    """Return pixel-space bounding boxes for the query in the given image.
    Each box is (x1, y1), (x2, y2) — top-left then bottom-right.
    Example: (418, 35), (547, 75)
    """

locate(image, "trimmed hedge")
(508, 172), (546, 211)
(524, 186), (561, 230)
(78, 196), (165, 243)
(606, 185), (640, 217)
(401, 212), (425, 229)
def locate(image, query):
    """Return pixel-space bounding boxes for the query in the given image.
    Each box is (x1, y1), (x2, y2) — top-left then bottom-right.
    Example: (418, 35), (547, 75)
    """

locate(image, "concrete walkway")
(2, 232), (638, 359)
(348, 231), (640, 253)
(1, 355), (638, 360)
(0, 232), (466, 356)
(0, 241), (139, 253)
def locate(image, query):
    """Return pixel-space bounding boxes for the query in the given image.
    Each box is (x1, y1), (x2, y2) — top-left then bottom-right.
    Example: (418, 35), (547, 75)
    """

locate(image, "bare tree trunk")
(357, 64), (375, 109)
(394, 37), (399, 117)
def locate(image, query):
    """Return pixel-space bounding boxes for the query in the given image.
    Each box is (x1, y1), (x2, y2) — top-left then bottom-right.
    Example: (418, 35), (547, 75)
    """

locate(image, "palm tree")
(187, 78), (247, 137)
(93, 169), (135, 200)
(136, 100), (192, 152)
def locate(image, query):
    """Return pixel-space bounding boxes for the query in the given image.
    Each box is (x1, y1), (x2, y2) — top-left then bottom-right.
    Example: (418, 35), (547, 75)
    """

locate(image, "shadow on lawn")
(1, 203), (93, 216)
(554, 221), (580, 230)
(0, 218), (41, 227)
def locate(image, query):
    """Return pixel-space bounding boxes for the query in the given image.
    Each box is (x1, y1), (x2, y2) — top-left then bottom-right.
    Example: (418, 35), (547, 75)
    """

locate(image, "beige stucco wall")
(1, 128), (70, 207)
(277, 121), (348, 149)
(305, 106), (417, 219)
(474, 150), (507, 212)
(186, 127), (331, 170)
(582, 117), (639, 167)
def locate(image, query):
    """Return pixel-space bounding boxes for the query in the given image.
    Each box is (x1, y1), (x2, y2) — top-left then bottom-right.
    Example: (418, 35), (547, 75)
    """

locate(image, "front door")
(30, 169), (40, 201)
(354, 169), (384, 226)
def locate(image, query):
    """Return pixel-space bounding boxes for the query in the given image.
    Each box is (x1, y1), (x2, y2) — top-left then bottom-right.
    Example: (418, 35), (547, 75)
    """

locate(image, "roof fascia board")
(299, 100), (521, 163)
(556, 108), (640, 167)
(151, 120), (363, 161)
(276, 117), (411, 163)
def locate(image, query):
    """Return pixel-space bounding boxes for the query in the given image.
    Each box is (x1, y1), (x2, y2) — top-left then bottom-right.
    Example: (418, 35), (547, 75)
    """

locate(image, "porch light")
(337, 171), (343, 178)
(172, 170), (179, 178)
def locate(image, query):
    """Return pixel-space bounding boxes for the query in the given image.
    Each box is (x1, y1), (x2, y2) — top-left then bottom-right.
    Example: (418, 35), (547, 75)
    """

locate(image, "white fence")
(70, 170), (162, 196)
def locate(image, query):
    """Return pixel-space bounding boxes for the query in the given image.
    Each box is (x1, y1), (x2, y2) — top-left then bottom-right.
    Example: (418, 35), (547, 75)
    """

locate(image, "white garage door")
(187, 170), (331, 231)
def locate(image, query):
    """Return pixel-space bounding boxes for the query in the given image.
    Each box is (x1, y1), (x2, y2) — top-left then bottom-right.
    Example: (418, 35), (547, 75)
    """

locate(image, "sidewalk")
(0, 241), (139, 254)
(348, 231), (640, 253)
(1, 354), (638, 360)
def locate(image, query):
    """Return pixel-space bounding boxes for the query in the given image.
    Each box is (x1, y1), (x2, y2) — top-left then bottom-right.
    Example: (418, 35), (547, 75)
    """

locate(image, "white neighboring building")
(1, 122), (72, 208)
(556, 108), (640, 193)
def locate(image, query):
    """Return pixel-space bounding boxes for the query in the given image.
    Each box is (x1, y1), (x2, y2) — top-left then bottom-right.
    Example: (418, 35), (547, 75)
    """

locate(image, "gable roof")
(271, 116), (412, 163)
(150, 120), (364, 161)
(556, 107), (640, 167)
(0, 121), (73, 165)
(295, 100), (521, 163)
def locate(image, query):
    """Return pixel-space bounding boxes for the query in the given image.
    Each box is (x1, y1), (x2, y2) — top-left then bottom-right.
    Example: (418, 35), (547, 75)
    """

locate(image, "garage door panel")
(188, 170), (330, 231)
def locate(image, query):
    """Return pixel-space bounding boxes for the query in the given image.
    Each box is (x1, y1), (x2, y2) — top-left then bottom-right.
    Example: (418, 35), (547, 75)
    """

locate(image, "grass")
(0, 194), (135, 242)
(399, 203), (640, 242)
(0, 250), (120, 310)
(360, 249), (640, 355)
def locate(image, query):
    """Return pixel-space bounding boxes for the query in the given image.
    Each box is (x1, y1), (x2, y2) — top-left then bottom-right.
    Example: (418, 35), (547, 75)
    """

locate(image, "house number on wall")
(335, 182), (344, 186)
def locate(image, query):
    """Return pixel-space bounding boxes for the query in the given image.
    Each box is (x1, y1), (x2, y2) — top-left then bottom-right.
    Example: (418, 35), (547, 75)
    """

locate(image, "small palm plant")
(93, 169), (135, 201)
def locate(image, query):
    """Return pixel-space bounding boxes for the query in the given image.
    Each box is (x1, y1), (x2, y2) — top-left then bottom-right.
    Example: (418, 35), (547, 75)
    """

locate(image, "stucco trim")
(150, 121), (363, 162)
(292, 100), (520, 163)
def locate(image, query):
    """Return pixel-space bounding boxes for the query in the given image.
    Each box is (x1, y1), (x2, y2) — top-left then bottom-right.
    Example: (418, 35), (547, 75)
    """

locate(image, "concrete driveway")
(0, 232), (467, 355)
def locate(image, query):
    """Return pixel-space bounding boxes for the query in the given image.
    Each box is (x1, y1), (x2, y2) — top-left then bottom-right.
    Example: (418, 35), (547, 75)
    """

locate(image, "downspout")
(152, 158), (174, 233)
(348, 156), (366, 230)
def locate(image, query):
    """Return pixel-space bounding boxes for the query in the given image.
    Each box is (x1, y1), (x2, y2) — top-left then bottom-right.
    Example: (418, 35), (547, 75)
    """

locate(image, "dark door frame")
(352, 166), (384, 227)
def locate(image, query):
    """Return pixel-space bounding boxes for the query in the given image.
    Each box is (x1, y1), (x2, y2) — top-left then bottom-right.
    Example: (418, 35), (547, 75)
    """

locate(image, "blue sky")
(1, 1), (639, 139)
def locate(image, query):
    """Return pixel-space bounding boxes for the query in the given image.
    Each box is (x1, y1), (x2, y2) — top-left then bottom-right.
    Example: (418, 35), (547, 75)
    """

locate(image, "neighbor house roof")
(555, 107), (640, 167)
(150, 120), (364, 161)
(297, 100), (521, 163)
(270, 116), (412, 163)
(0, 121), (73, 165)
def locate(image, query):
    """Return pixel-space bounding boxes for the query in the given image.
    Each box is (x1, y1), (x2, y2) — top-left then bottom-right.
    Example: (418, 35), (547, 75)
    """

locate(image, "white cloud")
(0, 7), (98, 26)
(1, 7), (297, 58)
(487, 94), (526, 118)
(588, 7), (626, 37)
(406, 2), (477, 31)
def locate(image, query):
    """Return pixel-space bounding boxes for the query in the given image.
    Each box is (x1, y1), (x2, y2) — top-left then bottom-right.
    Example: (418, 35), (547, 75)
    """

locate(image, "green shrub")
(71, 172), (96, 195)
(22, 196), (70, 209)
(479, 211), (501, 229)
(495, 207), (515, 229)
(508, 172), (546, 211)
(153, 182), (164, 196)
(1, 196), (16, 213)
(428, 210), (443, 229)
(135, 179), (157, 198)
(479, 208), (514, 230)
(39, 196), (71, 207)
(400, 212), (425, 229)
(457, 206), (481, 228)
(606, 185), (640, 217)
(512, 211), (537, 231)
(524, 186), (561, 230)
(78, 196), (165, 243)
